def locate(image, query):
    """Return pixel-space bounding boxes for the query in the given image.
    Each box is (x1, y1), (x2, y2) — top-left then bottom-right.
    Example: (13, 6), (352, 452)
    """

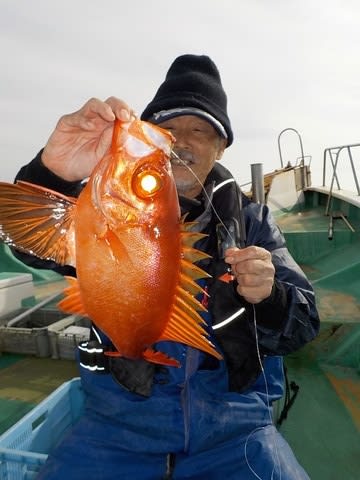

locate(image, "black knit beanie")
(141, 54), (233, 147)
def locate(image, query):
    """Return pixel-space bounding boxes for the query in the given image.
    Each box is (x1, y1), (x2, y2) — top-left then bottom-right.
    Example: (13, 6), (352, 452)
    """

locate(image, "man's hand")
(42, 97), (136, 182)
(224, 246), (275, 304)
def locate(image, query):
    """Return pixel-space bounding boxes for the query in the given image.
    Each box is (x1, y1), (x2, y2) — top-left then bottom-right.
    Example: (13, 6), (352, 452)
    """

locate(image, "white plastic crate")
(0, 308), (68, 357)
(48, 315), (91, 360)
(0, 273), (34, 318)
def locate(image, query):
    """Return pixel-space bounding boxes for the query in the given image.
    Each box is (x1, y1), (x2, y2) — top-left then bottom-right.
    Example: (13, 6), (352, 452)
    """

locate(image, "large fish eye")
(133, 169), (163, 198)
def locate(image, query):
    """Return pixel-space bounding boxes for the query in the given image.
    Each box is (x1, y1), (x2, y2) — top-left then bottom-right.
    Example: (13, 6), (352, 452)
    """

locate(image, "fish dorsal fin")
(57, 276), (88, 316)
(181, 258), (211, 281)
(159, 221), (222, 361)
(160, 302), (221, 360)
(182, 245), (211, 263)
(0, 181), (77, 266)
(180, 229), (211, 280)
(180, 230), (208, 247)
(179, 272), (209, 297)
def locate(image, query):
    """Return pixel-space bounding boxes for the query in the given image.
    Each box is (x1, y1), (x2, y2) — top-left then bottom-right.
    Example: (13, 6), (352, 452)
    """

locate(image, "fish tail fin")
(104, 348), (180, 368)
(143, 348), (180, 367)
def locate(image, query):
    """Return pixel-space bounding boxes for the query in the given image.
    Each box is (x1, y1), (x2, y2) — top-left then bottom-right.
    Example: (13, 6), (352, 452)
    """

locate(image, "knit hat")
(141, 54), (233, 147)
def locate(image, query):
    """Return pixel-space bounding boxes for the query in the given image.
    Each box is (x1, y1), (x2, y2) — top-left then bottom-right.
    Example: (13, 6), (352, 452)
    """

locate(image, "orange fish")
(0, 118), (221, 367)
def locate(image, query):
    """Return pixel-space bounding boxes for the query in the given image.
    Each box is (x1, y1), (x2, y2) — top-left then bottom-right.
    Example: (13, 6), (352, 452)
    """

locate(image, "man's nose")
(173, 131), (190, 148)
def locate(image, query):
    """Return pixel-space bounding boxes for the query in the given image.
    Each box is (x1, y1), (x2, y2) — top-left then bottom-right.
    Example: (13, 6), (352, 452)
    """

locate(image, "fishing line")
(171, 151), (235, 242)
(244, 305), (282, 480)
(172, 151), (282, 479)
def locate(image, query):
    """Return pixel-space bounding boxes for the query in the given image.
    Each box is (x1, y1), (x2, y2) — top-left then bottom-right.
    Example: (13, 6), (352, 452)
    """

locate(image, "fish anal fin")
(143, 348), (180, 367)
(57, 276), (88, 316)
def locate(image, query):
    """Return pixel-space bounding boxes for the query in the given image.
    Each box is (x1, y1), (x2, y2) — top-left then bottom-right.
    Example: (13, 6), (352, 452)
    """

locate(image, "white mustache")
(171, 149), (196, 164)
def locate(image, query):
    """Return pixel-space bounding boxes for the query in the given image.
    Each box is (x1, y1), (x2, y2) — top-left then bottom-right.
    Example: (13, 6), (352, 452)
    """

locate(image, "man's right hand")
(41, 97), (136, 182)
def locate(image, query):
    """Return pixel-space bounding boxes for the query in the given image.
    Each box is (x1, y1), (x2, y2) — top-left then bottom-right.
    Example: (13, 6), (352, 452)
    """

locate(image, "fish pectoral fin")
(0, 180), (77, 266)
(57, 276), (88, 316)
(143, 348), (180, 367)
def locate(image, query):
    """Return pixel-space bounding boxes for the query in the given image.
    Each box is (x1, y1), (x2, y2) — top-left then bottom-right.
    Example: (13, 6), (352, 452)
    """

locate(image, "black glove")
(109, 356), (156, 397)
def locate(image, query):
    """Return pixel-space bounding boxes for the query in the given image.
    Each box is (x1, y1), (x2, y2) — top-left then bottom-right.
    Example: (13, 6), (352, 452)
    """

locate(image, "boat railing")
(323, 143), (360, 215)
(278, 128), (312, 192)
(296, 155), (312, 167)
(278, 128), (305, 169)
(239, 128), (311, 201)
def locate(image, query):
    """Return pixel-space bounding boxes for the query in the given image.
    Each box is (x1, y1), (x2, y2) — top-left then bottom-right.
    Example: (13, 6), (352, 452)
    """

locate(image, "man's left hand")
(224, 246), (275, 304)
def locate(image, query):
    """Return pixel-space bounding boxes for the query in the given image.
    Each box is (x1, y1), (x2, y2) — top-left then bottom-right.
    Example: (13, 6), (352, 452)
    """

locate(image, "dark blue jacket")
(14, 152), (319, 395)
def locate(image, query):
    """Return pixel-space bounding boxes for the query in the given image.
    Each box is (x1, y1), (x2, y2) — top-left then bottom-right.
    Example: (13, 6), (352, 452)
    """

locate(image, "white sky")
(1, 0), (360, 189)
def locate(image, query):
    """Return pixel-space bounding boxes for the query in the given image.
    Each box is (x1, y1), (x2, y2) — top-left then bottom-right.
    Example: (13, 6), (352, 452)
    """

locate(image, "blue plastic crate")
(0, 378), (84, 480)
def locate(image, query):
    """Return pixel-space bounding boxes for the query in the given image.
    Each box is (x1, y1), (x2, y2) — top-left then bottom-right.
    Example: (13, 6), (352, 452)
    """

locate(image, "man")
(15, 54), (319, 479)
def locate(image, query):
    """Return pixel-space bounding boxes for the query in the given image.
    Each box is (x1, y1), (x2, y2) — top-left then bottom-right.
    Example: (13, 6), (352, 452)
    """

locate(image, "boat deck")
(275, 189), (360, 479)
(275, 196), (360, 325)
(278, 350), (360, 479)
(1, 188), (359, 479)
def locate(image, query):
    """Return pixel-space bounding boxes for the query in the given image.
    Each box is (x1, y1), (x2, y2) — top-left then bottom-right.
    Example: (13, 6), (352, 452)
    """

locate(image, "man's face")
(157, 115), (226, 199)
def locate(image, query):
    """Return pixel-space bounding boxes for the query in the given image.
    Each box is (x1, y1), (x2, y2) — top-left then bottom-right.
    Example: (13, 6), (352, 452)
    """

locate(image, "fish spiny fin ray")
(175, 285), (207, 314)
(160, 304), (221, 360)
(179, 272), (208, 297)
(57, 276), (88, 316)
(0, 181), (77, 266)
(181, 258), (211, 281)
(159, 220), (221, 361)
(180, 230), (208, 246)
(180, 221), (211, 278)
(182, 245), (211, 263)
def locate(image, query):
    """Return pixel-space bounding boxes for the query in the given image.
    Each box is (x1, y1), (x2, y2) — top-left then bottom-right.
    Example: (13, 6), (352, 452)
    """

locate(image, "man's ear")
(216, 138), (227, 161)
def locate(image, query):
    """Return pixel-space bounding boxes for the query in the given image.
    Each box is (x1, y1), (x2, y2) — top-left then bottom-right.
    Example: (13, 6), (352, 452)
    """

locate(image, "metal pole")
(347, 146), (360, 195)
(251, 163), (265, 204)
(325, 147), (343, 216)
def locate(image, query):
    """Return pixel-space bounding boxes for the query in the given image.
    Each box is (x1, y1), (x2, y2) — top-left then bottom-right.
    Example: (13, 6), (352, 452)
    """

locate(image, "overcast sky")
(1, 0), (360, 189)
